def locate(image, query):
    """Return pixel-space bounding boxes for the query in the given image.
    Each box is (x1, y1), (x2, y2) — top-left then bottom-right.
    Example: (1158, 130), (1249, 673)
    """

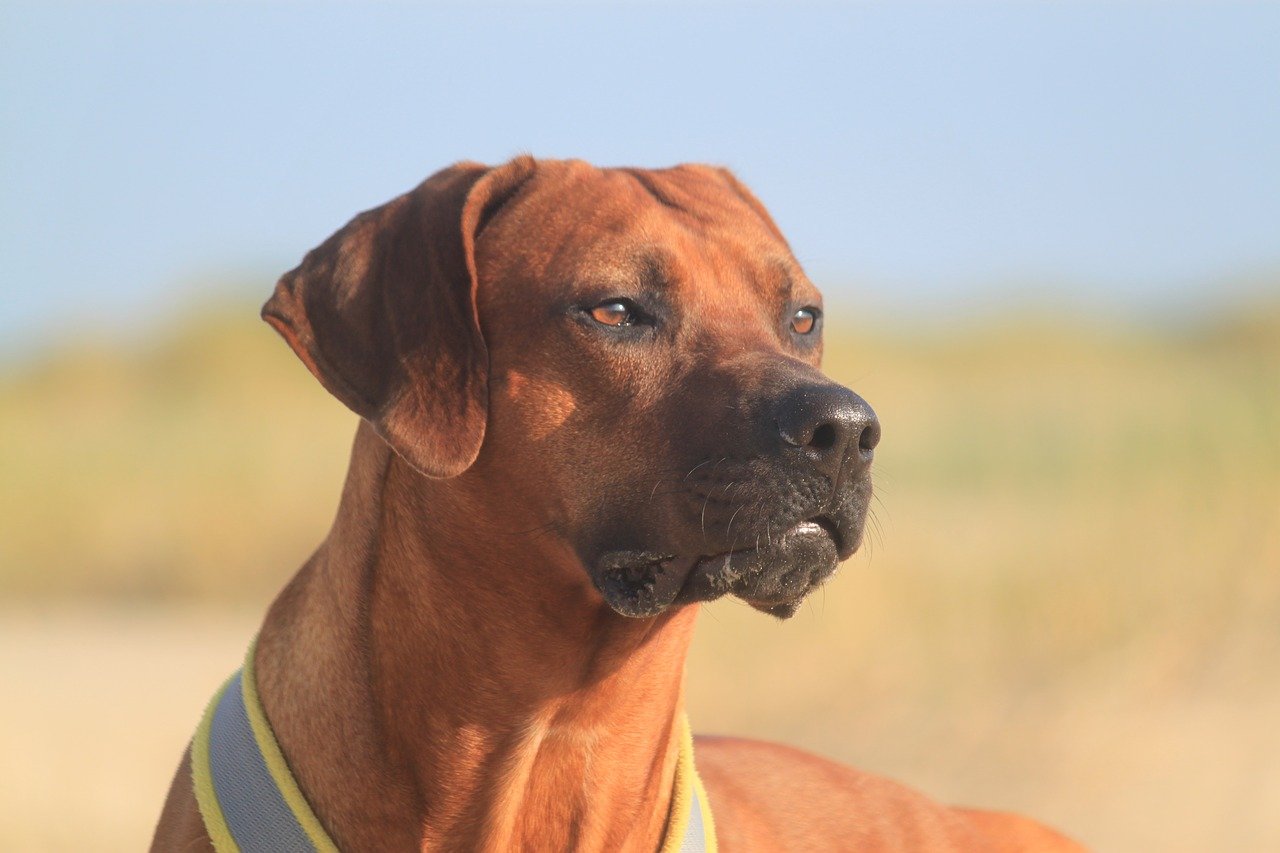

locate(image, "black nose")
(775, 384), (880, 474)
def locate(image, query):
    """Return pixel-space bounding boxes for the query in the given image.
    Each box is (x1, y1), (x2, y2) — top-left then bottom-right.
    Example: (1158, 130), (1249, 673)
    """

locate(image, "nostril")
(810, 422), (837, 451)
(775, 385), (877, 461)
(858, 418), (881, 452)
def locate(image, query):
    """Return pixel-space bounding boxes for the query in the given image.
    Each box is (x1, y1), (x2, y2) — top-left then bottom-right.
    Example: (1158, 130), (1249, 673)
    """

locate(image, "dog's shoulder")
(693, 735), (1084, 852)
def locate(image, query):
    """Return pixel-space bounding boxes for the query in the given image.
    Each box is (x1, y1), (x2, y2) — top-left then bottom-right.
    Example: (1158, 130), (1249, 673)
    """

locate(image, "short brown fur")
(152, 157), (1084, 852)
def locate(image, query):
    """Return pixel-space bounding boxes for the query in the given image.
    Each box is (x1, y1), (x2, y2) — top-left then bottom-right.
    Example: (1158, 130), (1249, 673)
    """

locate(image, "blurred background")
(2, 2), (1277, 850)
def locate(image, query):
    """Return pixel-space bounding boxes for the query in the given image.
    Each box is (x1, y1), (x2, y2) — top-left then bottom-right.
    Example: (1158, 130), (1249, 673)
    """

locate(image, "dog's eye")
(589, 299), (644, 327)
(790, 307), (820, 335)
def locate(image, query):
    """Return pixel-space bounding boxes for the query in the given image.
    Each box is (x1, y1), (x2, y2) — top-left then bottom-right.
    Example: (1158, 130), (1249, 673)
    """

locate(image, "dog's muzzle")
(593, 382), (879, 619)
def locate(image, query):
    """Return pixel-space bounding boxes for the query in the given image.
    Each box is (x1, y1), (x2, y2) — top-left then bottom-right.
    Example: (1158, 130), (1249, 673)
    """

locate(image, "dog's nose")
(775, 384), (880, 474)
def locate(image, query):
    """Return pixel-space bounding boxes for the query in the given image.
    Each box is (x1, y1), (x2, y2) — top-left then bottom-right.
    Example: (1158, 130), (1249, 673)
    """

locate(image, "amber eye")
(790, 307), (820, 335)
(589, 300), (639, 327)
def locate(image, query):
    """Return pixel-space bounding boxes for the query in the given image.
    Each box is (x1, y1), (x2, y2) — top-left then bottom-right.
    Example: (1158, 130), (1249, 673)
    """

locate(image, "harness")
(190, 645), (717, 852)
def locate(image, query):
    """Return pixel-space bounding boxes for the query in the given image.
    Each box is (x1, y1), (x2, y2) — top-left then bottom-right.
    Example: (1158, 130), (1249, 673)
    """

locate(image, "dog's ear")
(262, 157), (535, 478)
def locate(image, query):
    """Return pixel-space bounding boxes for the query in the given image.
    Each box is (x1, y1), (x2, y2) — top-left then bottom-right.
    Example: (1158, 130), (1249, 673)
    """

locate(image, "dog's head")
(264, 157), (878, 619)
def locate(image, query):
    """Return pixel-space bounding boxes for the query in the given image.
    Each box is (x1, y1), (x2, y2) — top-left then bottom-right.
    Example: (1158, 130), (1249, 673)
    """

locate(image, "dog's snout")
(775, 385), (879, 472)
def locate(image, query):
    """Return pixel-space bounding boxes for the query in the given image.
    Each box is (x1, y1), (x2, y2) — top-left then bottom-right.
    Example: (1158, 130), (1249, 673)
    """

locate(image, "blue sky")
(2, 2), (1277, 351)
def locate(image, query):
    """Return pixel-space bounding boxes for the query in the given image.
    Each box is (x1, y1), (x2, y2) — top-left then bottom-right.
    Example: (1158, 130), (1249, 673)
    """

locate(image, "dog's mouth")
(595, 515), (846, 619)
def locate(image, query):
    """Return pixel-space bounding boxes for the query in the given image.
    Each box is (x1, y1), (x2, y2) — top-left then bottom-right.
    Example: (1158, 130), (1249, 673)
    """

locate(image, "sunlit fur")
(153, 157), (1083, 852)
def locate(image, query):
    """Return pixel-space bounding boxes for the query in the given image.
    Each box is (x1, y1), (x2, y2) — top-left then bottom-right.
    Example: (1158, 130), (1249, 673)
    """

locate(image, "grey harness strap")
(207, 670), (319, 852)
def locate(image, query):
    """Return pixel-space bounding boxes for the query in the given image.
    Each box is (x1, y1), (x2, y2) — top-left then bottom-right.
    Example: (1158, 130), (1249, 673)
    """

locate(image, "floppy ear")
(262, 157), (535, 478)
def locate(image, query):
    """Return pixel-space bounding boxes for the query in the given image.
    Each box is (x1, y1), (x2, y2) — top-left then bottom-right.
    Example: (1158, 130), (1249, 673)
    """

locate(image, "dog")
(152, 156), (1084, 851)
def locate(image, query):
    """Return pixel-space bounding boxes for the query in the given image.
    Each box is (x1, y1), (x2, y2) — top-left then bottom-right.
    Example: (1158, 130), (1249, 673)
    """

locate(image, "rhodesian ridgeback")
(152, 156), (1084, 851)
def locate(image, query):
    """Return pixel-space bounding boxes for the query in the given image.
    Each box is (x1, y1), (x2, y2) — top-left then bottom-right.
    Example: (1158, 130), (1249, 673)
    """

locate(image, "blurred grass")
(0, 307), (356, 600)
(2, 295), (1279, 850)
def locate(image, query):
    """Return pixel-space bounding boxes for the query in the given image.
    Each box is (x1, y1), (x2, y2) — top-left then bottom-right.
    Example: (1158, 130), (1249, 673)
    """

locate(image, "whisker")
(648, 474), (677, 501)
(725, 502), (746, 537)
(867, 507), (885, 551)
(499, 521), (561, 537)
(697, 459), (729, 543)
(645, 466), (714, 503)
(682, 457), (718, 482)
(700, 490), (714, 541)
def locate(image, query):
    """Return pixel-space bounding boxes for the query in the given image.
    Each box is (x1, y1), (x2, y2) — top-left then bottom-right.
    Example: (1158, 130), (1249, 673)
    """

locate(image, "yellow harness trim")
(691, 756), (718, 851)
(191, 676), (239, 853)
(239, 641), (339, 851)
(191, 641), (716, 852)
(190, 641), (337, 853)
(238, 642), (338, 851)
(661, 714), (720, 852)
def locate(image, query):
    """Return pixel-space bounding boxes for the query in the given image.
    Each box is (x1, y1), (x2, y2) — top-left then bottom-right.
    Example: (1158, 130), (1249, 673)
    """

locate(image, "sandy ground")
(3, 606), (1278, 852)
(1, 606), (258, 851)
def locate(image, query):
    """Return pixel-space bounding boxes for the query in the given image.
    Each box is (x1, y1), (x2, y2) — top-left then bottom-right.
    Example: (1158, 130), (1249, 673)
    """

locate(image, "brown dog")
(152, 157), (1083, 851)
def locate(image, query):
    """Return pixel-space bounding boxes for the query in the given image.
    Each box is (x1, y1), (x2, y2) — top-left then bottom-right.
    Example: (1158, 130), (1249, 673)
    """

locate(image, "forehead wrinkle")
(572, 242), (681, 294)
(769, 261), (795, 308)
(620, 169), (691, 216)
(762, 253), (822, 307)
(693, 237), (799, 307)
(635, 246), (679, 291)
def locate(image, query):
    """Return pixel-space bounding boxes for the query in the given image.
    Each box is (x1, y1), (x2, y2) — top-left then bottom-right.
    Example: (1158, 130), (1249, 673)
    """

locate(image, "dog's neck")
(253, 423), (698, 851)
